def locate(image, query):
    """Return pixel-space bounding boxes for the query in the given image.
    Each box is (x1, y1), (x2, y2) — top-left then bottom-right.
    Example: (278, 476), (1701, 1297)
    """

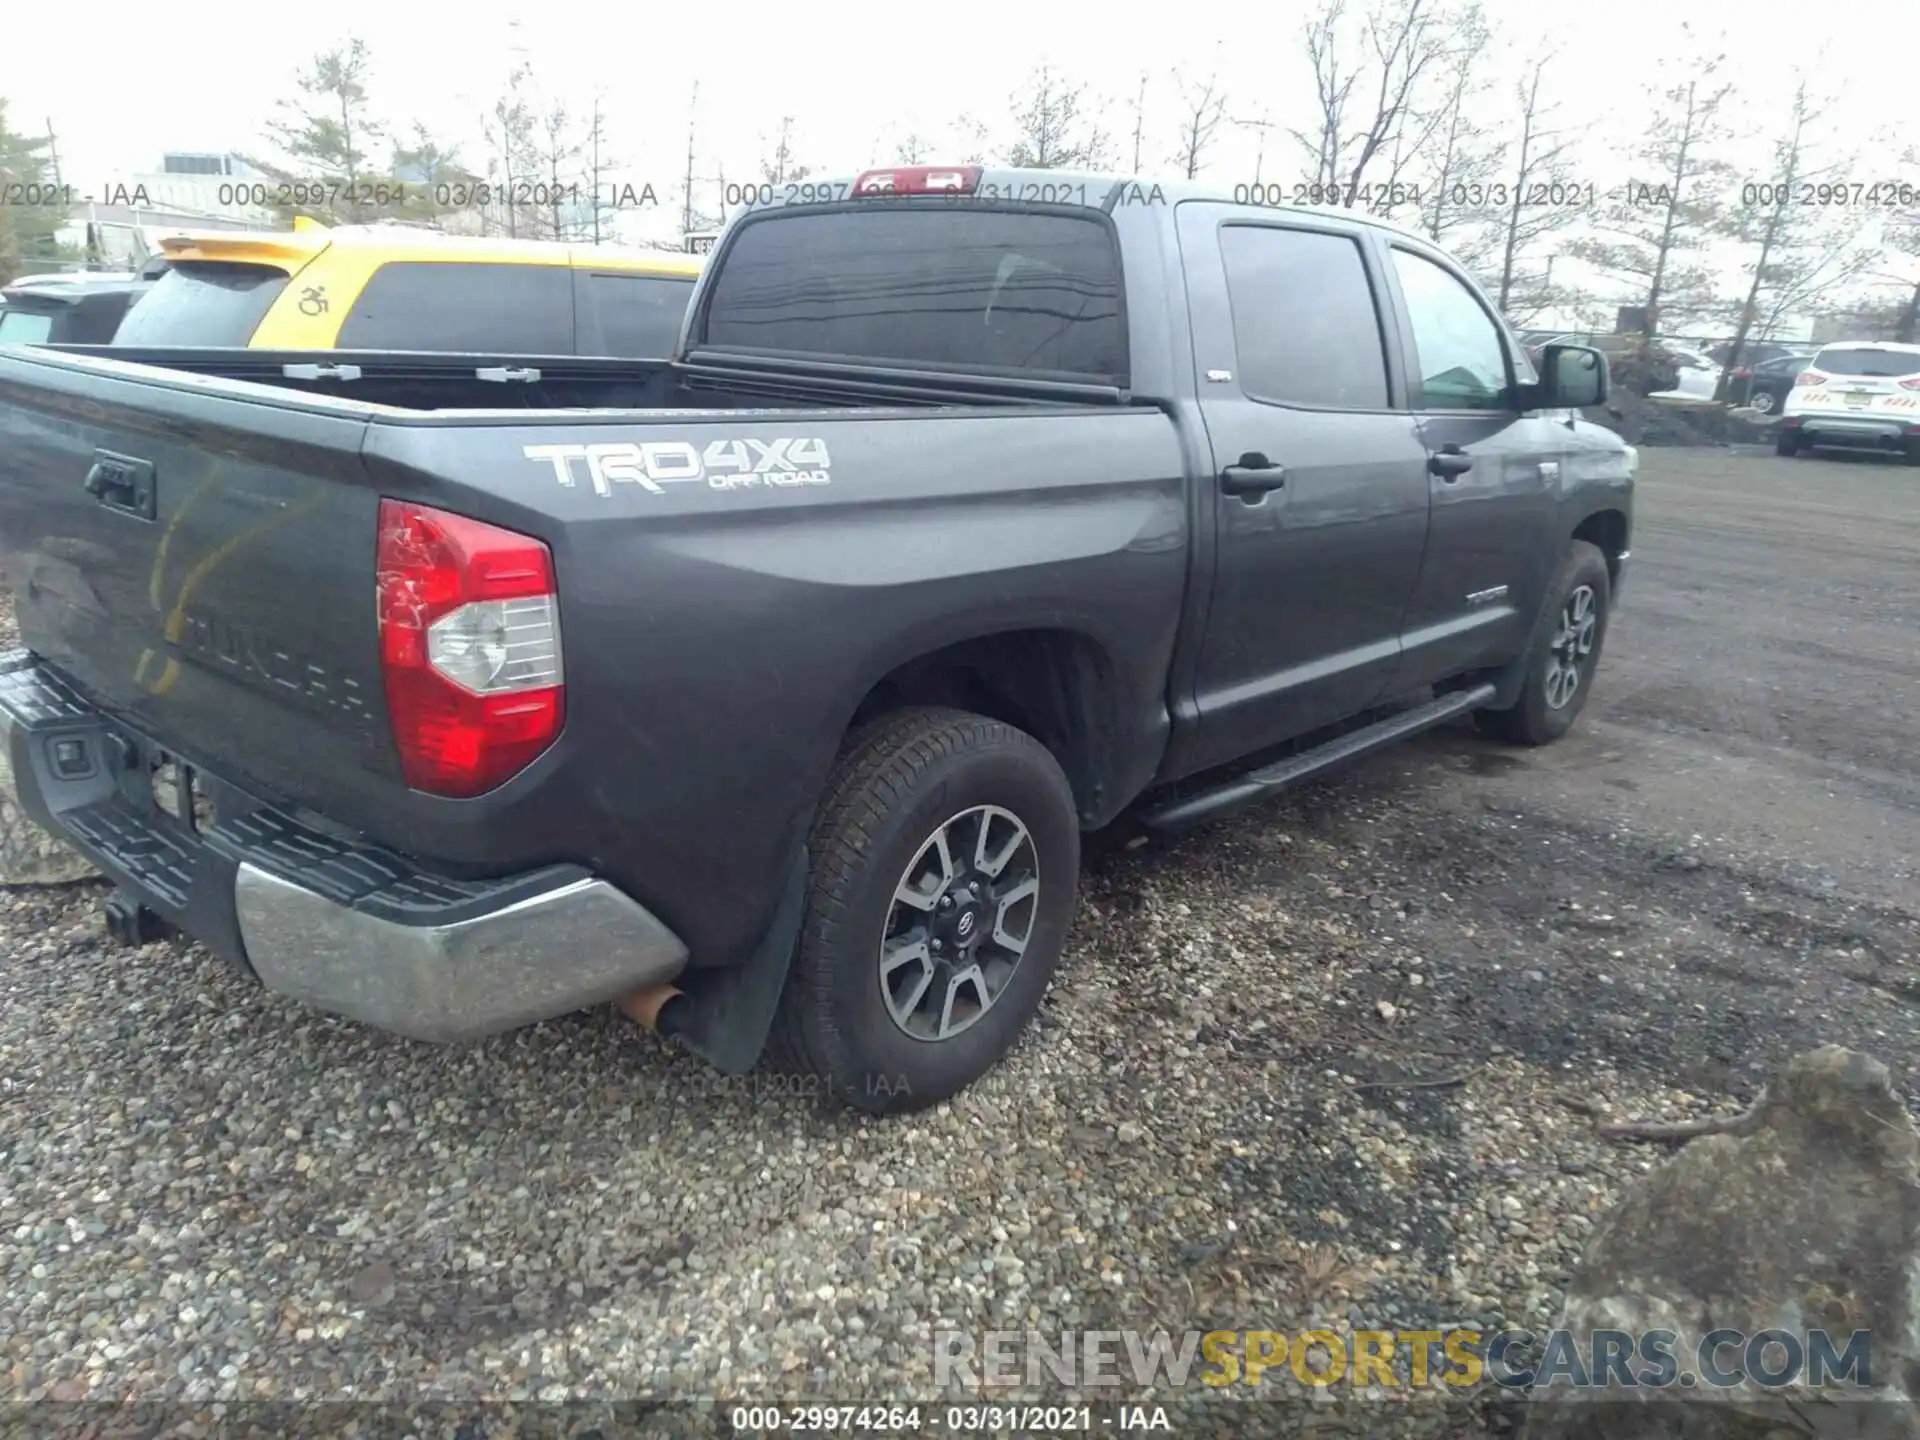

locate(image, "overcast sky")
(6, 0), (1902, 198)
(2, 0), (1913, 325)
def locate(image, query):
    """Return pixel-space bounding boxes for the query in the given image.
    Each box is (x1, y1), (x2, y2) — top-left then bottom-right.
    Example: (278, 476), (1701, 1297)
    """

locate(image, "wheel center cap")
(955, 907), (980, 942)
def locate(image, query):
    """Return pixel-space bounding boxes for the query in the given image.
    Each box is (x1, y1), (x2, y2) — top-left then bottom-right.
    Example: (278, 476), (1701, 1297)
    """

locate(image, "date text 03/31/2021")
(728, 1405), (1171, 1433)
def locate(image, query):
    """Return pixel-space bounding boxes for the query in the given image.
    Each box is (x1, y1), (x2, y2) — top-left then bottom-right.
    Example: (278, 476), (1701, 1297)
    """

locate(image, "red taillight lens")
(1899, 377), (1920, 392)
(376, 499), (564, 798)
(852, 165), (981, 196)
(1796, 371), (1826, 387)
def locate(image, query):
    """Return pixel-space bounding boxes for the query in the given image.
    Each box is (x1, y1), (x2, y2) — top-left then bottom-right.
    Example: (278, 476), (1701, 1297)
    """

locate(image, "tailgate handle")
(476, 366), (542, 383)
(83, 451), (157, 522)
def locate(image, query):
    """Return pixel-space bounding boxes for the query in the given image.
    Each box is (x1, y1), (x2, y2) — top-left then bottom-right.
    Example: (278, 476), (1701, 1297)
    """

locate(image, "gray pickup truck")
(0, 167), (1633, 1113)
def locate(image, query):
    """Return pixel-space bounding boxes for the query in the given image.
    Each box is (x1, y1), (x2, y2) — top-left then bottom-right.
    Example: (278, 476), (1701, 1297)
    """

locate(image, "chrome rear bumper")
(235, 863), (688, 1042)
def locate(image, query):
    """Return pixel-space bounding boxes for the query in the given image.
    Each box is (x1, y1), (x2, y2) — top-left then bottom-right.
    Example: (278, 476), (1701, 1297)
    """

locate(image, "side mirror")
(1531, 344), (1610, 410)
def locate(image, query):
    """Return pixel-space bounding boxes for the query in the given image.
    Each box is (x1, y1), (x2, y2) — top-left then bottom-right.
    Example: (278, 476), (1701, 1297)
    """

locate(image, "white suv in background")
(1779, 341), (1920, 462)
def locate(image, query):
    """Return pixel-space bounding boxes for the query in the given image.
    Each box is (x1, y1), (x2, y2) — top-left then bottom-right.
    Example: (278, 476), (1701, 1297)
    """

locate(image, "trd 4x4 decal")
(523, 438), (832, 496)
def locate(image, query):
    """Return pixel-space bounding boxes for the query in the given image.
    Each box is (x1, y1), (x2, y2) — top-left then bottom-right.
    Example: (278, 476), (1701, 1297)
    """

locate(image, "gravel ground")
(2, 448), (1917, 1436)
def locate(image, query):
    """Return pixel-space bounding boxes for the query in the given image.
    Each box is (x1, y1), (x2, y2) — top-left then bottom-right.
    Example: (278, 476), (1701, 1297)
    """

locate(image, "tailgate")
(0, 352), (395, 804)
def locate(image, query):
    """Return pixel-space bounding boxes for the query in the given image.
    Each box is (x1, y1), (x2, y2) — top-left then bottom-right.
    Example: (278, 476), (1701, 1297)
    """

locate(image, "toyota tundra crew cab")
(0, 166), (1634, 1113)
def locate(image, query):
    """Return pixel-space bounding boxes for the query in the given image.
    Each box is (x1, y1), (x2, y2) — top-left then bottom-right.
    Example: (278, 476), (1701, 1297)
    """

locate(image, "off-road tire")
(1474, 540), (1612, 747)
(768, 707), (1079, 1115)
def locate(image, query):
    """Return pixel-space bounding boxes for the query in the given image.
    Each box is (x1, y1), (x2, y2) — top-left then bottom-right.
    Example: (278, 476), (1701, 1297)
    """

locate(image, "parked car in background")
(1650, 343), (1721, 399)
(4, 271), (142, 291)
(1779, 341), (1920, 460)
(112, 225), (704, 358)
(1712, 339), (1809, 370)
(0, 276), (155, 346)
(1725, 351), (1815, 414)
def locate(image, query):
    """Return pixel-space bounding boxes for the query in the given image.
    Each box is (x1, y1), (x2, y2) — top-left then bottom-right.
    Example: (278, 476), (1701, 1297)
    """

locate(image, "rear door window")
(1812, 347), (1920, 378)
(1217, 225), (1390, 409)
(110, 262), (290, 346)
(574, 271), (694, 357)
(699, 206), (1126, 383)
(335, 262), (574, 354)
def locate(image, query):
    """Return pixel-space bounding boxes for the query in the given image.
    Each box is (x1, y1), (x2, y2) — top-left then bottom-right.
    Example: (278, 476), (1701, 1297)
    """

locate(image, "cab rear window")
(697, 206), (1126, 383)
(1811, 347), (1920, 378)
(111, 262), (290, 347)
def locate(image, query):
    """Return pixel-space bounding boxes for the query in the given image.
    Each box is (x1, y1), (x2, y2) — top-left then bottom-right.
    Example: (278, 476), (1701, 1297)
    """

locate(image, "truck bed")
(0, 342), (1186, 977)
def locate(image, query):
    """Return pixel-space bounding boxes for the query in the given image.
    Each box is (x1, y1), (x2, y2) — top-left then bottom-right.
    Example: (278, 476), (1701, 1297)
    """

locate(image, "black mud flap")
(669, 843), (807, 1075)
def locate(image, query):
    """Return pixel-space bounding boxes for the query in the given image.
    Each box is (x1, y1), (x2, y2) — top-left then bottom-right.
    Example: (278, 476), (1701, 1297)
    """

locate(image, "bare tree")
(1129, 73), (1150, 172)
(1291, 0), (1465, 208)
(532, 101), (580, 241)
(1874, 148), (1920, 342)
(677, 82), (721, 238)
(581, 92), (618, 245)
(1568, 47), (1740, 344)
(1003, 66), (1111, 170)
(952, 115), (995, 165)
(481, 62), (539, 237)
(1410, 13), (1501, 264)
(760, 117), (812, 186)
(1490, 58), (1584, 316)
(890, 130), (933, 164)
(1169, 69), (1228, 180)
(1231, 112), (1278, 186)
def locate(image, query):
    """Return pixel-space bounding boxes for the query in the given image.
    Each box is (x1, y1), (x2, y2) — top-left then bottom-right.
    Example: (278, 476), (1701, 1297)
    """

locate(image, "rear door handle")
(1221, 453), (1288, 497)
(1429, 447), (1473, 480)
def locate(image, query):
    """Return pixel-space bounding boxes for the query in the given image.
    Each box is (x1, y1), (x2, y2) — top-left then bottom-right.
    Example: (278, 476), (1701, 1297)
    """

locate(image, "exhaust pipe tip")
(618, 983), (686, 1035)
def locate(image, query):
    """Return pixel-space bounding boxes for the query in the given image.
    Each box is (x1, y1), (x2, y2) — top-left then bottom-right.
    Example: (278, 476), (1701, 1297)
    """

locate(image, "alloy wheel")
(878, 805), (1040, 1042)
(1544, 584), (1598, 710)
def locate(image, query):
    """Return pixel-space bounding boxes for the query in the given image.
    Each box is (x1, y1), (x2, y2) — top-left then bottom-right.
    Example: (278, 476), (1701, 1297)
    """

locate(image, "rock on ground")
(1522, 1046), (1920, 1440)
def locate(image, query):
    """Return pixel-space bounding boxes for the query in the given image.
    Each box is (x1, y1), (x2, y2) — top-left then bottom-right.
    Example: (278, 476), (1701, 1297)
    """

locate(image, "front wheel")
(1475, 541), (1612, 747)
(769, 707), (1080, 1114)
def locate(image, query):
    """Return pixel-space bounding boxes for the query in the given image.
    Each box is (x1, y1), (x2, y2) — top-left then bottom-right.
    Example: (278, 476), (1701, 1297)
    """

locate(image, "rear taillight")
(851, 165), (982, 197)
(1796, 371), (1826, 387)
(376, 499), (564, 798)
(1899, 378), (1920, 392)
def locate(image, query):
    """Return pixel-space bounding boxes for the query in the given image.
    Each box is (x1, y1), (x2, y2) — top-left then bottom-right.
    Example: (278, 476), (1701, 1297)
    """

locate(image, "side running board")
(1137, 684), (1497, 832)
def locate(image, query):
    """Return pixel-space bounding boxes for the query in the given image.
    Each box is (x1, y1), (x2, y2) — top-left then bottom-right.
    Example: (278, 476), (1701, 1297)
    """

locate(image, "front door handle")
(1221, 453), (1288, 497)
(1429, 447), (1473, 481)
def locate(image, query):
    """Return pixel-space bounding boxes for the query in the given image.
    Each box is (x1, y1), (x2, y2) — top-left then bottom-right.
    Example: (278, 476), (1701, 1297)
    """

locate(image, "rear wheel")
(769, 707), (1080, 1114)
(1475, 541), (1612, 747)
(1776, 428), (1802, 457)
(1749, 390), (1776, 415)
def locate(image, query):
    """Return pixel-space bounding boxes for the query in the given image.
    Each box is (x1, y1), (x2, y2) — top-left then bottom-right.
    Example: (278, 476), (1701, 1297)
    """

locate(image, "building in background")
(35, 152), (278, 275)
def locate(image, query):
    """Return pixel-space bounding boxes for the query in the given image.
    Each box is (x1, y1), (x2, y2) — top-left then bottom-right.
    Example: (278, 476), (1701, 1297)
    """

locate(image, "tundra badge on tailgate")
(523, 438), (832, 496)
